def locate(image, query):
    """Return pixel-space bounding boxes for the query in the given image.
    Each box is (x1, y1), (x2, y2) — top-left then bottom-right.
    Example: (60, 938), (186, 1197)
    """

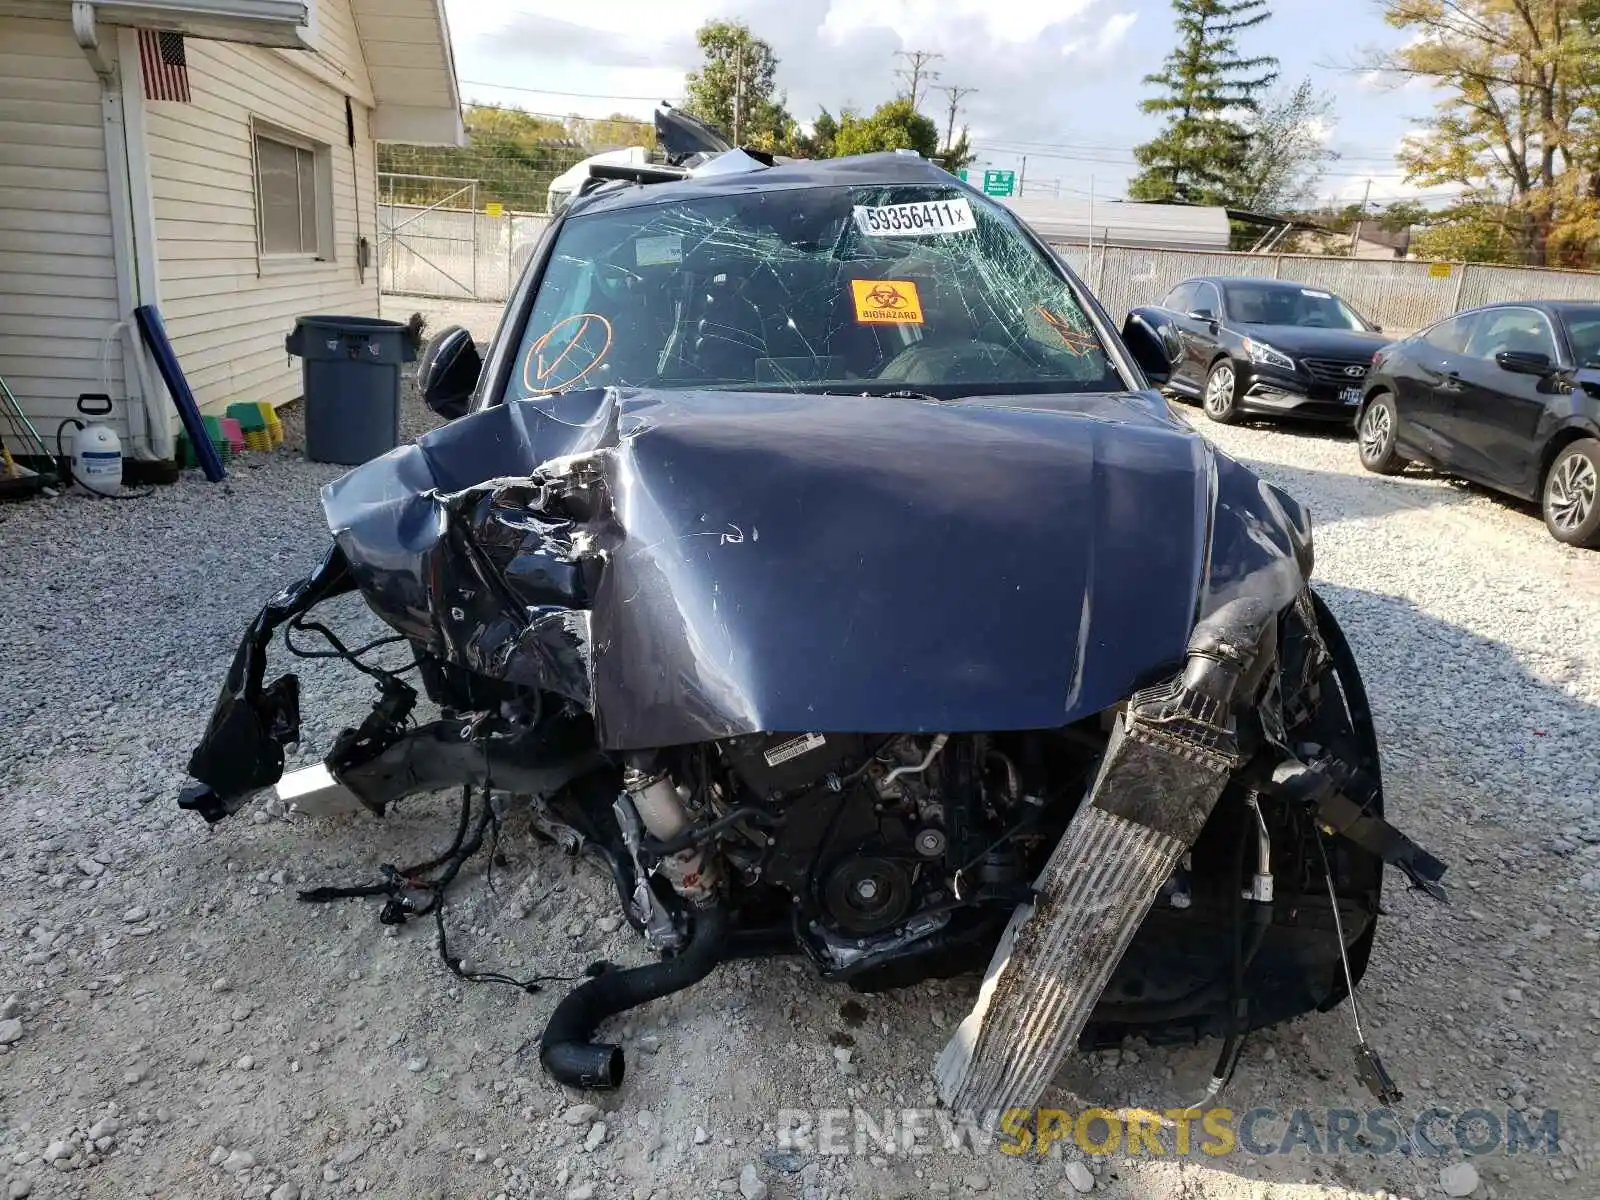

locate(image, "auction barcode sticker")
(764, 733), (827, 767)
(853, 197), (977, 238)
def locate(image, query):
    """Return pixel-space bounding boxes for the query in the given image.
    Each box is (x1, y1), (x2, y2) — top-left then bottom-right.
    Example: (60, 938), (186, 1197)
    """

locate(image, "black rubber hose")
(539, 905), (729, 1090)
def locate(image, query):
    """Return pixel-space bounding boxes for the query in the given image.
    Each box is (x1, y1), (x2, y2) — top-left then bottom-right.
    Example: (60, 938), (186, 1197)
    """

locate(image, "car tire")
(1201, 360), (1240, 423)
(1541, 438), (1600, 547)
(1357, 392), (1407, 476)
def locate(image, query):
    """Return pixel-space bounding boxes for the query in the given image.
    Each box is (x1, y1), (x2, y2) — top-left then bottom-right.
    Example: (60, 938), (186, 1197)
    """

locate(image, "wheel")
(1201, 359), (1240, 423)
(1542, 438), (1600, 547)
(1357, 392), (1408, 475)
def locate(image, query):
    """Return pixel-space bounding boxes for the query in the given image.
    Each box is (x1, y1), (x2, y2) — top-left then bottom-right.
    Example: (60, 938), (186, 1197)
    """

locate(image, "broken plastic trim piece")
(181, 546), (356, 822)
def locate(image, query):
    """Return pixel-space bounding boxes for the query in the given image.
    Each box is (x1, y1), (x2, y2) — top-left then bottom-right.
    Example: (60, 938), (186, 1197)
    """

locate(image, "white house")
(0, 0), (462, 468)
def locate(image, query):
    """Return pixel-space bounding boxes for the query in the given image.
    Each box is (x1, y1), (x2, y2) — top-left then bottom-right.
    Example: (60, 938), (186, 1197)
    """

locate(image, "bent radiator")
(935, 598), (1273, 1121)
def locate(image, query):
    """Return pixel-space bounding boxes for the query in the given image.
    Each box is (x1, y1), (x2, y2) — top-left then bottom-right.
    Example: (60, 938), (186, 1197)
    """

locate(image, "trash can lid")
(294, 315), (410, 333)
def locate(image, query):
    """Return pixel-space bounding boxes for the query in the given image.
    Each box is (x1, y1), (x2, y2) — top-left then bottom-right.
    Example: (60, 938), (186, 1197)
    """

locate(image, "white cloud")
(450, 0), (1151, 145)
(1095, 11), (1138, 54)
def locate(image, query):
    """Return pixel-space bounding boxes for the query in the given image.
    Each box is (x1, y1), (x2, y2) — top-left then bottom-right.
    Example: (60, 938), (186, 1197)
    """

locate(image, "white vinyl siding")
(0, 17), (128, 449)
(144, 0), (377, 414)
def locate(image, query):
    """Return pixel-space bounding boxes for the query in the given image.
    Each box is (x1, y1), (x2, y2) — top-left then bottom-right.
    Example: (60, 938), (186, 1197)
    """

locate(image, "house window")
(254, 124), (333, 258)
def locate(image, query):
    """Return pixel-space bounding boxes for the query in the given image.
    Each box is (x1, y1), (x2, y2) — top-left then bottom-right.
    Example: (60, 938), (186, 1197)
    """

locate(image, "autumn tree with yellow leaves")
(1369, 0), (1600, 267)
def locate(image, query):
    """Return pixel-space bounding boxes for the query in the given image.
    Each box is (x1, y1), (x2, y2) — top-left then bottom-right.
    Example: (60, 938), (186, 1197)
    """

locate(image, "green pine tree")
(1129, 0), (1279, 205)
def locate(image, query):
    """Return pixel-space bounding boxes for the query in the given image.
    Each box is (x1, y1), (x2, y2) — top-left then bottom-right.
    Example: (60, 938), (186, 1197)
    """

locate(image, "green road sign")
(957, 168), (969, 182)
(982, 170), (1015, 197)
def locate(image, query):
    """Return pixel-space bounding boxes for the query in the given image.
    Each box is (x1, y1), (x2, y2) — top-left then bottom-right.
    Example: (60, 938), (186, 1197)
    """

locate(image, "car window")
(1420, 314), (1479, 354)
(1560, 310), (1600, 366)
(1163, 283), (1197, 313)
(1223, 282), (1368, 330)
(507, 182), (1122, 401)
(1465, 307), (1558, 362)
(1193, 282), (1221, 317)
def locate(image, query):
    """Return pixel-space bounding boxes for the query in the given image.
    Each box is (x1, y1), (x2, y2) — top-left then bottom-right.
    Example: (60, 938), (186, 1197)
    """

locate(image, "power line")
(460, 79), (676, 103)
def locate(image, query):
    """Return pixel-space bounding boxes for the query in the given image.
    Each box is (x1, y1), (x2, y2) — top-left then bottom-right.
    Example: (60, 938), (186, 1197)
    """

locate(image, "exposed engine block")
(710, 731), (1035, 972)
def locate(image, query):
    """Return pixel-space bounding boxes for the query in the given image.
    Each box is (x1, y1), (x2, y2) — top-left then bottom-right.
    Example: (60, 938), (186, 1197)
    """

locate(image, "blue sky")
(443, 0), (1452, 208)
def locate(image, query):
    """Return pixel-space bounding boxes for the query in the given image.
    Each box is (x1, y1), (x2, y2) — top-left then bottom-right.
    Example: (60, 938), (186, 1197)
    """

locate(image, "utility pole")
(732, 35), (746, 145)
(1019, 155), (1027, 196)
(1348, 178), (1372, 256)
(934, 84), (976, 157)
(894, 50), (943, 110)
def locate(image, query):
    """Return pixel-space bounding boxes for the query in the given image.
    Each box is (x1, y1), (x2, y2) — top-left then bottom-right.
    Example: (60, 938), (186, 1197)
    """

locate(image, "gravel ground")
(2, 303), (1598, 1200)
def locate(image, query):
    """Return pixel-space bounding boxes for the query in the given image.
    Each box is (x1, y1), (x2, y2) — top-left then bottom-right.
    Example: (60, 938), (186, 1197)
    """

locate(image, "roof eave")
(353, 0), (464, 146)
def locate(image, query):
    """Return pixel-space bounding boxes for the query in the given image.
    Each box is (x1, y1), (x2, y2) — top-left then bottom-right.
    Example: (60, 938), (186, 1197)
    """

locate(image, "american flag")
(138, 30), (191, 103)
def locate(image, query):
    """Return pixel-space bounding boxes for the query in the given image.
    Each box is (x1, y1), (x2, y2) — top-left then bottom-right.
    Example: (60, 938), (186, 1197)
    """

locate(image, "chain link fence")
(1066, 243), (1600, 335)
(377, 174), (1600, 333)
(377, 185), (552, 302)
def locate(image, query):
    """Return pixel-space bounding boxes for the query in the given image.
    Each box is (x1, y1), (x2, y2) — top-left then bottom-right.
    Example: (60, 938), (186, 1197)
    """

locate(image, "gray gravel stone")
(1064, 1161), (1095, 1193)
(0, 1020), (21, 1046)
(1440, 1162), (1481, 1197)
(738, 1163), (768, 1200)
(222, 1148), (255, 1172)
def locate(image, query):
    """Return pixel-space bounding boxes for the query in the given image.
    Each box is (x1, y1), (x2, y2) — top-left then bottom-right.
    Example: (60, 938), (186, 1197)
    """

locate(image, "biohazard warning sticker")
(851, 279), (924, 324)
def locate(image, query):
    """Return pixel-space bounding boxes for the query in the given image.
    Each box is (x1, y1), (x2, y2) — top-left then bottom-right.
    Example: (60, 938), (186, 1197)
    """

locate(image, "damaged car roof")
(568, 151), (990, 217)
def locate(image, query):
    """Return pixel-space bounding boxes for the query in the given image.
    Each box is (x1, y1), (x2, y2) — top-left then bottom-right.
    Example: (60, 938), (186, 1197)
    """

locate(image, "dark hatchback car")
(1356, 301), (1600, 547)
(1124, 276), (1392, 424)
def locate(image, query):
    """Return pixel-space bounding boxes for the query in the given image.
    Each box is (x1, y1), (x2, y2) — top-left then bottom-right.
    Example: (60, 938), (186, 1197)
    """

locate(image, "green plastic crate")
(227, 402), (267, 432)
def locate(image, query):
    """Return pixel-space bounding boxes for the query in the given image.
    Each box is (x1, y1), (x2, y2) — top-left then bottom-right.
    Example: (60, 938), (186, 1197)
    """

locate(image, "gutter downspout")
(73, 2), (173, 461)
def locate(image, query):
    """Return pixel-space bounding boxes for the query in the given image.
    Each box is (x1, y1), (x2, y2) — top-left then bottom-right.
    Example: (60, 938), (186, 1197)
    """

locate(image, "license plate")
(1340, 387), (1363, 404)
(853, 197), (978, 238)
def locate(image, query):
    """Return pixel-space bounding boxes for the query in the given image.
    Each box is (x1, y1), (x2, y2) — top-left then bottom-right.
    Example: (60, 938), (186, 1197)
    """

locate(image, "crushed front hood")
(322, 388), (1310, 748)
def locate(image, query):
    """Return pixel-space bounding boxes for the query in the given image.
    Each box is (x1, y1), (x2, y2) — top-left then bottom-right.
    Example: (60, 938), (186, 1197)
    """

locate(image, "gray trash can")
(286, 315), (417, 466)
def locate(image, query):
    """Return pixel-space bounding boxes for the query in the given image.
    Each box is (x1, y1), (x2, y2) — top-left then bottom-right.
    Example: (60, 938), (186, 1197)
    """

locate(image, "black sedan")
(1356, 301), (1600, 547)
(1124, 276), (1392, 424)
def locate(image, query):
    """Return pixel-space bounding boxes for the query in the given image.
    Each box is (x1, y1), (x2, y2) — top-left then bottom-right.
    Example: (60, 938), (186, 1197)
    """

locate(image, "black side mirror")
(417, 325), (481, 421)
(1188, 308), (1217, 324)
(1371, 324), (1384, 334)
(1495, 349), (1554, 376)
(1121, 315), (1171, 386)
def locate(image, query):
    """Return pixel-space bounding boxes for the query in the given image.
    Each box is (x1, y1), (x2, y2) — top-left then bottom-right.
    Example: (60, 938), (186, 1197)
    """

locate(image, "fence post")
(1273, 255), (1283, 279)
(1451, 263), (1467, 313)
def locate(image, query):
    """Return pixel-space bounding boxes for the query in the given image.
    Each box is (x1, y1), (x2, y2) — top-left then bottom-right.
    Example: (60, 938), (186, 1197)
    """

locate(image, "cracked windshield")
(509, 183), (1121, 401)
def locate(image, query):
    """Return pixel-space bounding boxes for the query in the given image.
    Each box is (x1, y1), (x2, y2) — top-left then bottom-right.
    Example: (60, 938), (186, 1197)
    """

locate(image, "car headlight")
(1243, 338), (1296, 371)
